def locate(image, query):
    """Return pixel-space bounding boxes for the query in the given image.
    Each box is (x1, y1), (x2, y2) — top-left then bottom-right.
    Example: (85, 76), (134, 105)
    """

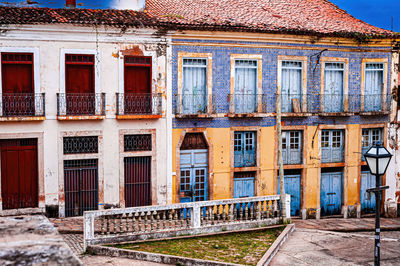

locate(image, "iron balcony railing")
(116, 93), (162, 116)
(174, 94), (215, 115)
(57, 93), (105, 116)
(229, 94), (261, 114)
(0, 93), (45, 117)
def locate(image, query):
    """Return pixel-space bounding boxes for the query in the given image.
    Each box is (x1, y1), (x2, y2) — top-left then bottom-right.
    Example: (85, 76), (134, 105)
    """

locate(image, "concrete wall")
(0, 24), (172, 216)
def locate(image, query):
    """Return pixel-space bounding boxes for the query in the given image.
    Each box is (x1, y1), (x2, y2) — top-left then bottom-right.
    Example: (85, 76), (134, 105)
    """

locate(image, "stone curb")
(256, 223), (295, 266)
(87, 245), (242, 266)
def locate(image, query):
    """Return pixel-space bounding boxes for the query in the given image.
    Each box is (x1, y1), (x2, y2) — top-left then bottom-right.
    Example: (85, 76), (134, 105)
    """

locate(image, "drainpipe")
(66, 0), (76, 8)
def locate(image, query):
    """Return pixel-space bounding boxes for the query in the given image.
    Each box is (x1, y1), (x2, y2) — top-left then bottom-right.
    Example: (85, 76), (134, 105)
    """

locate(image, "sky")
(0, 0), (399, 32)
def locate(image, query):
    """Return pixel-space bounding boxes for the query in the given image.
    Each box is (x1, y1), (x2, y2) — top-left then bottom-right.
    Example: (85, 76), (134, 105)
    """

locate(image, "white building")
(0, 5), (173, 217)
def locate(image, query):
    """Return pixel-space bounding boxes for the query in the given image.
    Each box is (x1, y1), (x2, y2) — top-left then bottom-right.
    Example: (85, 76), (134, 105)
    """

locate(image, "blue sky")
(0, 0), (399, 32)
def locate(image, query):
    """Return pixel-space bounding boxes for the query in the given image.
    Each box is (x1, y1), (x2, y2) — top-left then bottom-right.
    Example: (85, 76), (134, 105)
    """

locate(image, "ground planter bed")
(88, 224), (295, 266)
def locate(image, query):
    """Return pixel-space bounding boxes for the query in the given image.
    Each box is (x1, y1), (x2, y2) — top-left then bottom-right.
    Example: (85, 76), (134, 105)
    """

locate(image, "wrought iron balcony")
(57, 93), (105, 116)
(174, 94), (215, 115)
(116, 93), (162, 116)
(319, 94), (391, 114)
(229, 94), (260, 114)
(0, 93), (45, 117)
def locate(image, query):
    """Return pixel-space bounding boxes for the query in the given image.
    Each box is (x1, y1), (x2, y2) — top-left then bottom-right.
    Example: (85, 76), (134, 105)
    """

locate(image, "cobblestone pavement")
(62, 234), (84, 254)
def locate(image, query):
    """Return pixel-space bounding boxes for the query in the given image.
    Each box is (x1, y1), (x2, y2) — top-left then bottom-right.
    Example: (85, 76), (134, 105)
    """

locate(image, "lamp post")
(363, 141), (392, 266)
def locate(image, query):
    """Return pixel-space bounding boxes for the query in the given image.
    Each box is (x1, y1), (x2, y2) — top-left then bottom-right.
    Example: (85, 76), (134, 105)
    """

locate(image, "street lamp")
(363, 141), (392, 266)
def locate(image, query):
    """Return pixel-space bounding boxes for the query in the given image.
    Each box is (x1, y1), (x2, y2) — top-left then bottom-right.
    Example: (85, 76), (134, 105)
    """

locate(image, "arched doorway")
(179, 133), (208, 203)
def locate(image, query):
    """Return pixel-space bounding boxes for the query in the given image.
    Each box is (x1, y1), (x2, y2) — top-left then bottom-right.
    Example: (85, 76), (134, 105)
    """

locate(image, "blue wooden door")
(180, 149), (207, 203)
(324, 63), (344, 112)
(361, 171), (376, 214)
(277, 174), (301, 216)
(233, 177), (255, 198)
(321, 172), (342, 216)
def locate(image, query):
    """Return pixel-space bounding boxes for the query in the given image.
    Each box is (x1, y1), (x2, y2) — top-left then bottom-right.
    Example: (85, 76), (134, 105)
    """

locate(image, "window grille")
(66, 54), (94, 64)
(125, 56), (151, 66)
(1, 53), (33, 63)
(234, 171), (256, 179)
(63, 136), (98, 154)
(180, 133), (207, 150)
(124, 134), (152, 152)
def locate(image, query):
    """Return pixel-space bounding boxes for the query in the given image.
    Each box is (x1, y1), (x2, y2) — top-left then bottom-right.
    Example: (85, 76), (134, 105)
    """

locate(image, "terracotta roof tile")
(145, 0), (394, 37)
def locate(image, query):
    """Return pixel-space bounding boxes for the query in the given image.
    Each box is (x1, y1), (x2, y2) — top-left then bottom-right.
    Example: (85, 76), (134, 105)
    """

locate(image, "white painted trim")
(0, 47), (41, 94)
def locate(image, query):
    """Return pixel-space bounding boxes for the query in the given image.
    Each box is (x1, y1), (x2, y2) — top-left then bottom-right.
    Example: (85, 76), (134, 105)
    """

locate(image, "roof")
(145, 0), (393, 38)
(0, 1), (395, 38)
(0, 6), (157, 28)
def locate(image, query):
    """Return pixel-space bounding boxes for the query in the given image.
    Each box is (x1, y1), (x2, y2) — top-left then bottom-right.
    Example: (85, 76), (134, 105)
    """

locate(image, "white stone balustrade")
(84, 195), (290, 250)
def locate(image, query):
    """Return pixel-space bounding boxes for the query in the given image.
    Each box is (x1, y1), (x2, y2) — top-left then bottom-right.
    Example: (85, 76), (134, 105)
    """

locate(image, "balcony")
(228, 94), (262, 117)
(0, 93), (45, 121)
(57, 93), (105, 120)
(174, 94), (215, 118)
(116, 93), (162, 119)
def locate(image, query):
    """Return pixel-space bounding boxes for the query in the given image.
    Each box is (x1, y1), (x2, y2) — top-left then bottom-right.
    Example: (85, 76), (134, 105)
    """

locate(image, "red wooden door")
(1, 139), (38, 210)
(124, 56), (152, 114)
(65, 54), (95, 115)
(124, 156), (151, 207)
(1, 53), (34, 116)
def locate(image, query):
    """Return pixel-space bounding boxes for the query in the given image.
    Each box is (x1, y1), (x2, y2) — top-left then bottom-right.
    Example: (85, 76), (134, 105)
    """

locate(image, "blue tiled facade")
(172, 39), (392, 129)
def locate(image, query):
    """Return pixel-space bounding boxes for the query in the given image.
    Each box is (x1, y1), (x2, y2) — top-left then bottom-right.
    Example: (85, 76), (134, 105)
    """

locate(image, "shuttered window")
(234, 131), (256, 167)
(282, 131), (302, 164)
(234, 60), (257, 113)
(1, 53), (34, 94)
(361, 128), (382, 161)
(281, 61), (302, 112)
(321, 130), (344, 163)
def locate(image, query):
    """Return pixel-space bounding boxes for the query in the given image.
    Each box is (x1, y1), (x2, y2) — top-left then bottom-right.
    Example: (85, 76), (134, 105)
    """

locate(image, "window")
(281, 61), (302, 113)
(1, 53), (35, 116)
(234, 60), (258, 113)
(234, 131), (256, 167)
(63, 136), (98, 154)
(123, 56), (152, 114)
(65, 54), (95, 115)
(321, 130), (344, 163)
(324, 62), (345, 112)
(182, 58), (207, 114)
(364, 63), (384, 112)
(282, 131), (302, 164)
(361, 128), (382, 161)
(124, 134), (152, 152)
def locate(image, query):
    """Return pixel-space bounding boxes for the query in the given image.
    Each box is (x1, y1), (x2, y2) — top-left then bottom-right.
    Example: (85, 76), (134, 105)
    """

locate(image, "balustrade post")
(83, 212), (95, 251)
(191, 204), (201, 228)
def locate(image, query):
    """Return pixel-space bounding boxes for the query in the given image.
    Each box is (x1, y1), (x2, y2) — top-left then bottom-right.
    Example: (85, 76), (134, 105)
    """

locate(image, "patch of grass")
(114, 227), (284, 265)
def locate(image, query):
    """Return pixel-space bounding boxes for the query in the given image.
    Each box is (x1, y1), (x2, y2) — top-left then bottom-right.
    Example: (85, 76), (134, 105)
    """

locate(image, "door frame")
(58, 130), (104, 217)
(119, 129), (157, 208)
(0, 132), (44, 211)
(175, 129), (213, 203)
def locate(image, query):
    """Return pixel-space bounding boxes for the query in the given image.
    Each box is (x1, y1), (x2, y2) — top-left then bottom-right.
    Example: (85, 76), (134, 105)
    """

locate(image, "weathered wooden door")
(180, 150), (208, 203)
(324, 62), (344, 112)
(182, 58), (207, 114)
(277, 174), (301, 216)
(124, 56), (152, 114)
(281, 61), (302, 113)
(0, 139), (38, 210)
(361, 171), (376, 214)
(124, 156), (151, 207)
(1, 53), (35, 116)
(65, 54), (95, 115)
(321, 172), (342, 216)
(64, 159), (98, 217)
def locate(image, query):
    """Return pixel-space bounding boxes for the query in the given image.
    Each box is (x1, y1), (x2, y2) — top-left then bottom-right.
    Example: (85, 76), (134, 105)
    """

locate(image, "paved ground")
(271, 228), (400, 265)
(51, 217), (400, 265)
